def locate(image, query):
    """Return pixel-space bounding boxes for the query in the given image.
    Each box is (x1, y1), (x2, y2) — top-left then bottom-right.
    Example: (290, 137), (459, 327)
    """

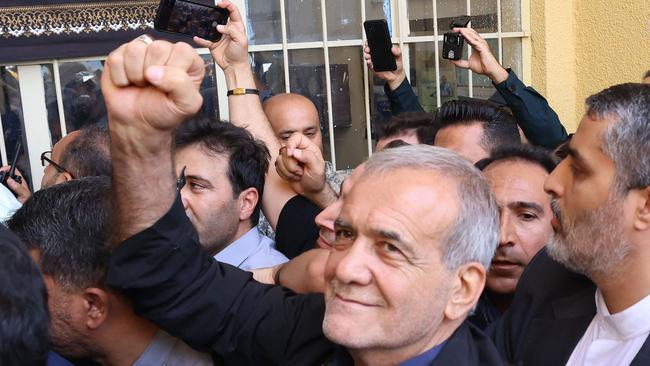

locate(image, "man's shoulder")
(135, 330), (213, 366)
(433, 322), (503, 366)
(240, 232), (288, 270)
(325, 161), (352, 193)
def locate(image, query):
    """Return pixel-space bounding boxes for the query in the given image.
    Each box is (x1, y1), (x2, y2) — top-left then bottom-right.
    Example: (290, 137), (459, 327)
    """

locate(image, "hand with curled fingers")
(0, 165), (31, 204)
(275, 133), (327, 197)
(363, 43), (406, 91)
(193, 0), (249, 73)
(449, 27), (509, 84)
(101, 36), (205, 133)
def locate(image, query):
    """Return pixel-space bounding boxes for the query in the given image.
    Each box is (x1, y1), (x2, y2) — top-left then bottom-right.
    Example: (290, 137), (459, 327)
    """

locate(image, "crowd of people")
(1, 1), (649, 365)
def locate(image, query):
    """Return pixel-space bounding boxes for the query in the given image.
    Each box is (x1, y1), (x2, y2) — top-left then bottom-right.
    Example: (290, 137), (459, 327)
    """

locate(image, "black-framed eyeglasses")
(40, 151), (75, 179)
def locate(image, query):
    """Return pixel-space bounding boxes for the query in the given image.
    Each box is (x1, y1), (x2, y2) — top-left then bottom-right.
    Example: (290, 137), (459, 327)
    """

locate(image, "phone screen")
(364, 20), (396, 72)
(155, 0), (228, 41)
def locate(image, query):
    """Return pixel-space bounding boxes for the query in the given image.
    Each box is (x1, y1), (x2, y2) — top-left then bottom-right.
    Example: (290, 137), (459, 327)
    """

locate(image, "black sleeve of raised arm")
(106, 195), (334, 366)
(275, 195), (321, 259)
(384, 78), (425, 116)
(494, 69), (568, 149)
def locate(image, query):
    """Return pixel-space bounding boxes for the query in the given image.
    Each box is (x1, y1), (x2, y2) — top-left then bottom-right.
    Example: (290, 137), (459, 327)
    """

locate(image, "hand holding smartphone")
(442, 16), (471, 60)
(154, 0), (230, 41)
(363, 19), (397, 72)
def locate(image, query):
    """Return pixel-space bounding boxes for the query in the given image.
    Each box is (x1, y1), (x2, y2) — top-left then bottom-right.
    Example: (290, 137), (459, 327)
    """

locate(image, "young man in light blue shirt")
(174, 117), (287, 270)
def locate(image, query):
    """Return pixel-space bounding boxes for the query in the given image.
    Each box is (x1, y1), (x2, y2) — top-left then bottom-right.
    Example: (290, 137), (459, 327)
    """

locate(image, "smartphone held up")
(442, 16), (471, 60)
(363, 19), (397, 72)
(154, 0), (230, 41)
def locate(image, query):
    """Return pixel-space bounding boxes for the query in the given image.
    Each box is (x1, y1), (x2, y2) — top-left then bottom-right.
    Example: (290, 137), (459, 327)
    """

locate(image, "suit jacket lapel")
(521, 287), (596, 366)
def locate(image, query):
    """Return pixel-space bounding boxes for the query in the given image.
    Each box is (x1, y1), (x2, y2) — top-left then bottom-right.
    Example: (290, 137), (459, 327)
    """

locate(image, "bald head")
(264, 93), (323, 151)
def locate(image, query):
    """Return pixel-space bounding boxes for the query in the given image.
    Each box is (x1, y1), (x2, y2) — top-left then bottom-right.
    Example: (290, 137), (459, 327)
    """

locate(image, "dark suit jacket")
(491, 249), (650, 366)
(327, 322), (503, 366)
(384, 70), (568, 149)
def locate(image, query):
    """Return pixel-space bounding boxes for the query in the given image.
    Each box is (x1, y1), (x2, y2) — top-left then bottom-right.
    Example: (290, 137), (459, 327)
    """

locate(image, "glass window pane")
(59, 61), (107, 132)
(502, 37), (523, 77)
(406, 0), (434, 37)
(41, 64), (62, 145)
(329, 47), (367, 169)
(250, 51), (286, 96)
(244, 0), (282, 45)
(284, 0), (323, 43)
(501, 0), (522, 32)
(437, 0), (468, 33)
(365, 0), (392, 32)
(199, 54), (220, 119)
(471, 0), (498, 33)
(438, 41), (470, 102)
(327, 0), (361, 40)
(0, 66), (33, 190)
(472, 39), (498, 99)
(407, 43), (437, 112)
(288, 49), (331, 161)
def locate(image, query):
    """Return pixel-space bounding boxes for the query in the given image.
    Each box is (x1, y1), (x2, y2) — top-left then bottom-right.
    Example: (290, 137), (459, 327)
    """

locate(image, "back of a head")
(436, 99), (521, 153)
(587, 83), (650, 193)
(175, 117), (271, 225)
(379, 112), (438, 145)
(60, 123), (111, 178)
(363, 145), (499, 270)
(0, 225), (49, 366)
(475, 145), (558, 173)
(8, 176), (111, 292)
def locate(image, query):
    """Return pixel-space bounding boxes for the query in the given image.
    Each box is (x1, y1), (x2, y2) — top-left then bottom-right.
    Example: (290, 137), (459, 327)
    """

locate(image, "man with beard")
(492, 83), (650, 365)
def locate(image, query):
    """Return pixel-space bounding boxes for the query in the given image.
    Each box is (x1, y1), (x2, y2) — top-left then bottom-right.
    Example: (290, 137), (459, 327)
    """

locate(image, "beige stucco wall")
(529, 0), (649, 132)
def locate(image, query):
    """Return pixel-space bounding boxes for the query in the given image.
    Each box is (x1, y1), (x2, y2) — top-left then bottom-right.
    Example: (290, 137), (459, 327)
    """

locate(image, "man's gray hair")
(363, 145), (498, 270)
(587, 83), (650, 193)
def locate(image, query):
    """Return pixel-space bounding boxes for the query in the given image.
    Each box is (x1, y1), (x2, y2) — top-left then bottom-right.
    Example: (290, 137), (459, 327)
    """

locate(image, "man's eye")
(518, 212), (537, 221)
(190, 183), (205, 191)
(381, 242), (401, 253)
(335, 229), (354, 239)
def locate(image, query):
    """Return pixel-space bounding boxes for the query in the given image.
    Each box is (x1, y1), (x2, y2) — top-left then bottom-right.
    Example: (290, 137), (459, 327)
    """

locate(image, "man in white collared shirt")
(493, 83), (650, 366)
(174, 117), (287, 270)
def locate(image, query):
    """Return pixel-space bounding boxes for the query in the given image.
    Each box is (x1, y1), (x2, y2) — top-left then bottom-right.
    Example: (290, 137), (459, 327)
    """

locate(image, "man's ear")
(238, 187), (259, 221)
(83, 287), (110, 330)
(444, 263), (486, 321)
(55, 171), (74, 185)
(632, 187), (650, 231)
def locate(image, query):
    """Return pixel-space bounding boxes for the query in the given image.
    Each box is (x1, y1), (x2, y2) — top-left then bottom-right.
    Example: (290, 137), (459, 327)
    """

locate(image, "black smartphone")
(364, 19), (397, 72)
(154, 0), (230, 41)
(1, 142), (23, 195)
(442, 16), (471, 60)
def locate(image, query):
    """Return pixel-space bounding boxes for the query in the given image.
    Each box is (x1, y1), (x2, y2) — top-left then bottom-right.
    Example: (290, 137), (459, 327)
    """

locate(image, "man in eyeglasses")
(0, 124), (110, 204)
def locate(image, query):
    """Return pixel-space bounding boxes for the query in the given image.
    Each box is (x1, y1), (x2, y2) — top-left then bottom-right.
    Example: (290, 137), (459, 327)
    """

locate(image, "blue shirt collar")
(398, 341), (447, 366)
(214, 227), (260, 268)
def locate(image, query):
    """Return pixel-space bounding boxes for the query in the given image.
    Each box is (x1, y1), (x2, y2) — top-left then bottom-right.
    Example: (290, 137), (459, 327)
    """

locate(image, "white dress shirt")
(567, 289), (650, 366)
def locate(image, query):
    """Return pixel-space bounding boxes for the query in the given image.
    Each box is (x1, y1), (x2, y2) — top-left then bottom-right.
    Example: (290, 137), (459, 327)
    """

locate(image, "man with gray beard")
(491, 83), (650, 366)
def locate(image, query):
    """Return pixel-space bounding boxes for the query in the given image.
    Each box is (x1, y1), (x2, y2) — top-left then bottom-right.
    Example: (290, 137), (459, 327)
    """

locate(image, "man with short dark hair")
(8, 177), (213, 366)
(174, 117), (287, 269)
(435, 99), (521, 163)
(493, 83), (650, 365)
(0, 225), (49, 366)
(375, 111), (438, 151)
(470, 145), (556, 328)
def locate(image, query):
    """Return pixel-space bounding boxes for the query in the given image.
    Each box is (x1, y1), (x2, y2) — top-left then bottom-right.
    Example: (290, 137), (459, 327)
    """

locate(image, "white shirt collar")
(595, 289), (650, 340)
